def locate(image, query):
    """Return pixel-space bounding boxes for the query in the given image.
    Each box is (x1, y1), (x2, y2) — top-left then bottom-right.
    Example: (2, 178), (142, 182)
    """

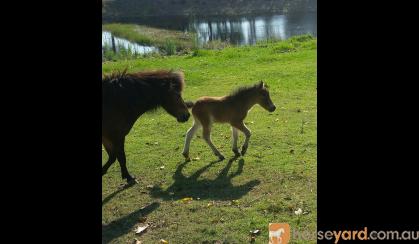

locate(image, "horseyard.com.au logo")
(268, 224), (419, 243)
(269, 223), (291, 244)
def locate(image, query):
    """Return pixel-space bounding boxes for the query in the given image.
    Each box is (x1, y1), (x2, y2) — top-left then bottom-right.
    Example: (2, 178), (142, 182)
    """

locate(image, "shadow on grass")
(150, 156), (260, 201)
(102, 180), (139, 206)
(102, 202), (160, 243)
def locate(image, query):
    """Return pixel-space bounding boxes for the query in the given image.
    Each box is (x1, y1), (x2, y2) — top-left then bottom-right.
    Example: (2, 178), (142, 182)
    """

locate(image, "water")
(190, 12), (316, 45)
(102, 31), (157, 55)
(102, 11), (316, 53)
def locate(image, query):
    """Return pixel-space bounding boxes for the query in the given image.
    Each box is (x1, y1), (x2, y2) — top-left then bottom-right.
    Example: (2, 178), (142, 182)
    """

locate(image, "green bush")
(272, 42), (296, 53)
(163, 40), (177, 55)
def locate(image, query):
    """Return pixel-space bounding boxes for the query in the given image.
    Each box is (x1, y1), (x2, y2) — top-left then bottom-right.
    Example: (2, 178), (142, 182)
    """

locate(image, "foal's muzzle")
(177, 112), (190, 123)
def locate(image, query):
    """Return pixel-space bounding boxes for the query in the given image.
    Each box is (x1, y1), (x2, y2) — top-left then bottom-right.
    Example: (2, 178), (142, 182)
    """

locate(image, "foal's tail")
(185, 101), (195, 109)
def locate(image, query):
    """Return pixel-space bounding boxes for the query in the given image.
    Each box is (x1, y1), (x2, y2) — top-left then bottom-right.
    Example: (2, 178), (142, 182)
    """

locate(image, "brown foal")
(182, 81), (276, 161)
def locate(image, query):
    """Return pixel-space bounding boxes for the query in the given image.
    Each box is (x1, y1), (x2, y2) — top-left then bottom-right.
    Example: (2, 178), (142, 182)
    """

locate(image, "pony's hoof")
(119, 178), (138, 189)
(126, 177), (138, 185)
(233, 150), (241, 157)
(218, 155), (225, 161)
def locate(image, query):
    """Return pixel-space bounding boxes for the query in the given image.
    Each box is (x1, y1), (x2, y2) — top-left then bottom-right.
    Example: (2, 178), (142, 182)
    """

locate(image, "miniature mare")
(102, 69), (190, 184)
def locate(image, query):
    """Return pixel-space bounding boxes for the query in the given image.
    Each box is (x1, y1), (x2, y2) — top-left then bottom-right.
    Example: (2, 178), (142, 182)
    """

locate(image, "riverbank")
(103, 0), (316, 20)
(102, 35), (317, 243)
(103, 23), (197, 55)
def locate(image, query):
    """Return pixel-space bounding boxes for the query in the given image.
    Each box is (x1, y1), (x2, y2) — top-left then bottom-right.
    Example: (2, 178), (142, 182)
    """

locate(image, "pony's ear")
(257, 80), (264, 89)
(160, 80), (172, 91)
(167, 80), (181, 91)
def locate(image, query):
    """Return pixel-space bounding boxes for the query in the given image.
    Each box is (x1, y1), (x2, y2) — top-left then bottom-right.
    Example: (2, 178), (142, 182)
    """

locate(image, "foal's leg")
(232, 121), (252, 156)
(182, 120), (201, 161)
(202, 124), (225, 160)
(231, 127), (240, 157)
(102, 137), (117, 175)
(114, 137), (135, 184)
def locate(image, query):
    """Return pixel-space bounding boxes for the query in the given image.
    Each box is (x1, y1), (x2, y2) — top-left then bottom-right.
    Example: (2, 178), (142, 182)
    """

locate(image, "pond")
(102, 11), (316, 53)
(102, 31), (158, 55)
(177, 12), (316, 45)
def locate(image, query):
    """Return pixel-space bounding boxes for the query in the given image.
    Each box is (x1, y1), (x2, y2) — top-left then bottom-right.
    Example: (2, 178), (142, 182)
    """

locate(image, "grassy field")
(102, 35), (317, 243)
(103, 23), (197, 54)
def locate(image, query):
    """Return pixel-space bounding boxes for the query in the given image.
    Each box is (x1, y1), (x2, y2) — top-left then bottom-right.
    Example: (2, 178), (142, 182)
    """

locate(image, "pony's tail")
(185, 101), (195, 109)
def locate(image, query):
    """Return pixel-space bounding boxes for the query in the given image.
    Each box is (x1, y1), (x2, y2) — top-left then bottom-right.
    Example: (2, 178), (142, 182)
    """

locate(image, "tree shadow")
(102, 202), (160, 243)
(150, 156), (260, 201)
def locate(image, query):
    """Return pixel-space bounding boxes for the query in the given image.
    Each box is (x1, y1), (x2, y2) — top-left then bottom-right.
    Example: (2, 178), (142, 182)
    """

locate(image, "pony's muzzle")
(178, 112), (190, 122)
(269, 105), (276, 112)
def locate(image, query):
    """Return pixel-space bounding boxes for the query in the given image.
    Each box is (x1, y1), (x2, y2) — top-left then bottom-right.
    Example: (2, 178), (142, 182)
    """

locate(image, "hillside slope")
(103, 0), (317, 21)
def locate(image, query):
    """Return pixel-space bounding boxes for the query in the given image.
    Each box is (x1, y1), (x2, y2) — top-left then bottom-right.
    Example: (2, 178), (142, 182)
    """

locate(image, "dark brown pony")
(102, 69), (190, 184)
(182, 81), (276, 161)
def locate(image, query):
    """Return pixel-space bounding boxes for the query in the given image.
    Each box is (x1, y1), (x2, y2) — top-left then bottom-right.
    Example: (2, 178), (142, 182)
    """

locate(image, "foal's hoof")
(182, 152), (191, 162)
(218, 155), (225, 161)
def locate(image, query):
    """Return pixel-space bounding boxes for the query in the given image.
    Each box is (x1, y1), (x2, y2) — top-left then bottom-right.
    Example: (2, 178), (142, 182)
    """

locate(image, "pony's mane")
(102, 67), (129, 83)
(102, 69), (185, 92)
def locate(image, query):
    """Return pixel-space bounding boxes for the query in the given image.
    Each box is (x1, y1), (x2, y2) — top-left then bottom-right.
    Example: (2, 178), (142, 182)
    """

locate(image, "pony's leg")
(114, 137), (135, 184)
(232, 121), (251, 156)
(102, 147), (116, 176)
(102, 137), (117, 175)
(231, 127), (240, 156)
(182, 121), (201, 161)
(203, 124), (225, 160)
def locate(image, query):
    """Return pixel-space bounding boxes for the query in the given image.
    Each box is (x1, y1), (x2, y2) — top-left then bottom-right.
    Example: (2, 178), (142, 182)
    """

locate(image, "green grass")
(103, 23), (197, 55)
(102, 35), (317, 243)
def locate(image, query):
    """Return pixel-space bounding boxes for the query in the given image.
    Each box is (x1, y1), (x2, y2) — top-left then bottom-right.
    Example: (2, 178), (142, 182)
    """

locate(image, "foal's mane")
(226, 83), (259, 100)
